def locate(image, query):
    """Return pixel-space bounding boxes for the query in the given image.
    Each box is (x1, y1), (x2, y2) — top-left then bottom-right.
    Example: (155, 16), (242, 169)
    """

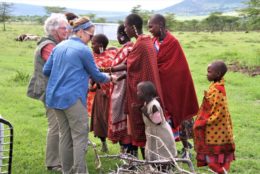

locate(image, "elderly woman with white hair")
(43, 16), (116, 174)
(27, 13), (69, 172)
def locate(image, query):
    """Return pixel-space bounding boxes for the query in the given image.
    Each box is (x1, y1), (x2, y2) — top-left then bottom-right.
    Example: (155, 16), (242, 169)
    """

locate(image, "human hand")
(100, 67), (112, 73)
(117, 74), (126, 81)
(141, 106), (149, 117)
(110, 74), (118, 83)
(88, 80), (97, 92)
(88, 85), (97, 92)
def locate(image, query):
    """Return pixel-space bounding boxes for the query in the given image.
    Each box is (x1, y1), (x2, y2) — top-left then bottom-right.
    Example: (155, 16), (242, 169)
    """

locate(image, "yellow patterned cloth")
(194, 79), (235, 162)
(205, 79), (234, 145)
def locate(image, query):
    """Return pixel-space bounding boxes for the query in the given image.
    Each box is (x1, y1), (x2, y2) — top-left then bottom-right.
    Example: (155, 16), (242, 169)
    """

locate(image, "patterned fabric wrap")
(88, 46), (133, 143)
(193, 79), (235, 167)
(90, 88), (109, 137)
(87, 49), (118, 116)
(88, 49), (120, 134)
(126, 35), (164, 147)
(108, 43), (133, 144)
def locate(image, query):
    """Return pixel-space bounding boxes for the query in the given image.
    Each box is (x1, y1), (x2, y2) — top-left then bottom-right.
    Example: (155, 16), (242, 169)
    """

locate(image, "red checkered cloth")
(126, 35), (164, 147)
(154, 31), (199, 127)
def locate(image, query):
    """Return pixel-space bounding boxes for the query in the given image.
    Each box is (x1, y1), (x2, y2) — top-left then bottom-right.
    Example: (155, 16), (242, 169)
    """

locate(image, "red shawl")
(154, 31), (199, 127)
(126, 35), (163, 147)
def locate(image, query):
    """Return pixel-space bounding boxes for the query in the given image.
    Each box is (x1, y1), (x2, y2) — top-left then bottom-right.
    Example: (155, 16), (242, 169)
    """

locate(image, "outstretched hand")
(110, 74), (118, 83)
(99, 67), (111, 73)
(117, 74), (126, 81)
(141, 106), (149, 117)
(88, 80), (97, 92)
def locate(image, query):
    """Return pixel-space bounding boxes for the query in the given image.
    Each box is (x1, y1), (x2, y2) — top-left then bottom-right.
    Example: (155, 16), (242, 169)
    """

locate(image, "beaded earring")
(99, 47), (104, 54)
(133, 25), (139, 36)
(160, 27), (163, 36)
(120, 36), (125, 42)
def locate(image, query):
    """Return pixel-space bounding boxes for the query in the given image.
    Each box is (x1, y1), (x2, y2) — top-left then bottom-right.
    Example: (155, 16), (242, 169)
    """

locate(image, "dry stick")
(145, 133), (195, 173)
(93, 133), (195, 173)
(87, 140), (101, 169)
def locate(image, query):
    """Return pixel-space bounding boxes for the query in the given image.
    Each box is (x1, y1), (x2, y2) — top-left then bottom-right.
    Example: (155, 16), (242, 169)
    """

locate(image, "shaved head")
(211, 60), (228, 78)
(149, 14), (166, 28)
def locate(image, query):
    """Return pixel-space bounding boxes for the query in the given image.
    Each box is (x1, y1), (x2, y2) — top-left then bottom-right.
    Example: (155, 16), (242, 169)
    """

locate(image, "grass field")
(0, 23), (259, 174)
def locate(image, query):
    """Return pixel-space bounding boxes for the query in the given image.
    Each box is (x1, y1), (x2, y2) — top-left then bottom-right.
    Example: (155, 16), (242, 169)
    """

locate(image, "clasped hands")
(99, 67), (112, 73)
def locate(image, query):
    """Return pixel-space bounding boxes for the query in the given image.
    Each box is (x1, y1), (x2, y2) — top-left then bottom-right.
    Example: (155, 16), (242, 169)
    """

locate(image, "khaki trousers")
(55, 100), (89, 174)
(45, 106), (60, 167)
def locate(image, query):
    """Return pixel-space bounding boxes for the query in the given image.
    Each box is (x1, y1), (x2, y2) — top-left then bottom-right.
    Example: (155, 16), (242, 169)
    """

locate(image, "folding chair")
(0, 117), (13, 174)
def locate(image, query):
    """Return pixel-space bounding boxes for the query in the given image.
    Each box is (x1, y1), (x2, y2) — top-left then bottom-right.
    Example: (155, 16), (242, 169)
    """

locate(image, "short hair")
(117, 24), (126, 35)
(125, 13), (143, 31)
(93, 34), (109, 49)
(44, 13), (68, 35)
(138, 81), (157, 99)
(117, 24), (130, 42)
(151, 14), (166, 28)
(212, 60), (228, 77)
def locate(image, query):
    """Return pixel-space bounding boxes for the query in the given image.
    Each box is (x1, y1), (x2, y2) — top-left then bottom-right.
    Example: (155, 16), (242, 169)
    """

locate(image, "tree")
(131, 5), (141, 14)
(239, 0), (260, 30)
(181, 19), (200, 32)
(164, 13), (176, 31)
(95, 17), (106, 23)
(222, 16), (239, 31)
(44, 6), (66, 15)
(0, 2), (13, 31)
(130, 5), (154, 28)
(204, 12), (224, 32)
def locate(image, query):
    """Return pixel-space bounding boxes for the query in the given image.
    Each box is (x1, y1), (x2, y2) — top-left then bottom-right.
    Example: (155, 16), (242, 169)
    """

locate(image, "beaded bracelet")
(100, 67), (105, 72)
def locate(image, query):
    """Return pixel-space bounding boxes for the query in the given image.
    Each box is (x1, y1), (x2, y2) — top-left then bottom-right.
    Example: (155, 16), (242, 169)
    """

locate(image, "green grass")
(0, 24), (260, 173)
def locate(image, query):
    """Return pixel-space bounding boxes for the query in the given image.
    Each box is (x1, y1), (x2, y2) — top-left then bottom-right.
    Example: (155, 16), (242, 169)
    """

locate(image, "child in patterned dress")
(137, 81), (177, 162)
(193, 60), (235, 174)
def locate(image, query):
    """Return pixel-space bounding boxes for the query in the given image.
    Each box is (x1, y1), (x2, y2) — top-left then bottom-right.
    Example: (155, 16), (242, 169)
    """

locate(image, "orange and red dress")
(193, 79), (235, 172)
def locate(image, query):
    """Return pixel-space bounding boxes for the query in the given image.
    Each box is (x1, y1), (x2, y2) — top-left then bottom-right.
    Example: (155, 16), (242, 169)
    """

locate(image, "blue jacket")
(43, 37), (109, 109)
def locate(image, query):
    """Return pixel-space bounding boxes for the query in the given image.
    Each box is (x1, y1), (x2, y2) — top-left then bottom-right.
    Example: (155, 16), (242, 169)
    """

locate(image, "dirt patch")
(228, 61), (260, 77)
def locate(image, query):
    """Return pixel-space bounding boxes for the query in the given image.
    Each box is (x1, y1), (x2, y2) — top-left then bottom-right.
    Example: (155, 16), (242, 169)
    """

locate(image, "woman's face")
(81, 26), (95, 44)
(54, 21), (69, 42)
(148, 19), (160, 37)
(124, 20), (134, 39)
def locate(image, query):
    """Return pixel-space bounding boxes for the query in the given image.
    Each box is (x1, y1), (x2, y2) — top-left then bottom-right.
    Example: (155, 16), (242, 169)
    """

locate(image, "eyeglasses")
(58, 26), (68, 31)
(83, 30), (94, 40)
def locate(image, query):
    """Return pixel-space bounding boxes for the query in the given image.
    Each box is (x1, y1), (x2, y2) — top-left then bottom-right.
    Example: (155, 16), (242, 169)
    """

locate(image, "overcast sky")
(1, 0), (183, 12)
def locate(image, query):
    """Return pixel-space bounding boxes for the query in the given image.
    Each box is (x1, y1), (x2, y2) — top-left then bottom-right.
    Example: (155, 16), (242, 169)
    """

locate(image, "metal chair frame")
(0, 117), (13, 174)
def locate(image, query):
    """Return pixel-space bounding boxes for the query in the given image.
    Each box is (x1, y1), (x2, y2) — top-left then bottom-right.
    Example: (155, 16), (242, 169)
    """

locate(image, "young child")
(137, 81), (177, 161)
(193, 60), (235, 174)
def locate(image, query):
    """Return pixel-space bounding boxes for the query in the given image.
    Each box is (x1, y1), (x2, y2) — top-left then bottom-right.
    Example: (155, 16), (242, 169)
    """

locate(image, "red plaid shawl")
(154, 31), (199, 127)
(126, 35), (163, 147)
